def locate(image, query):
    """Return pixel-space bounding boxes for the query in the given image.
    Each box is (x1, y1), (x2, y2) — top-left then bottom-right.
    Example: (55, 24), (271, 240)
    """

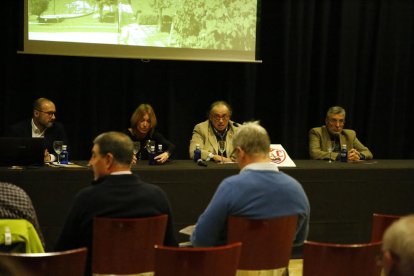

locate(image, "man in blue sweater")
(191, 121), (310, 247)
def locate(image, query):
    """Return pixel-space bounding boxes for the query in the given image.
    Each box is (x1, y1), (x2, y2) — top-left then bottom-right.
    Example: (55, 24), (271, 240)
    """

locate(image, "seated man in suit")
(191, 122), (310, 247)
(7, 97), (68, 162)
(381, 214), (414, 276)
(309, 106), (373, 161)
(0, 181), (45, 249)
(189, 100), (239, 162)
(55, 131), (177, 275)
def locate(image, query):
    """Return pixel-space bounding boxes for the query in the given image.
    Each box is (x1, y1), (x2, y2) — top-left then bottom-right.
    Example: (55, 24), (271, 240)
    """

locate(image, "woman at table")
(124, 103), (175, 164)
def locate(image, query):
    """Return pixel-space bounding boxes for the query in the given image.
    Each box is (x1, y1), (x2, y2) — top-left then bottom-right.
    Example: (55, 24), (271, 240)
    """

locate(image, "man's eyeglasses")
(36, 109), (56, 117)
(328, 118), (345, 125)
(230, 147), (239, 160)
(212, 114), (230, 121)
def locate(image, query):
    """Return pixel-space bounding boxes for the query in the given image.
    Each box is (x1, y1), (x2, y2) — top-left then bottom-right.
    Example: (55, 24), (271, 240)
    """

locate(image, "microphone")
(197, 159), (208, 167)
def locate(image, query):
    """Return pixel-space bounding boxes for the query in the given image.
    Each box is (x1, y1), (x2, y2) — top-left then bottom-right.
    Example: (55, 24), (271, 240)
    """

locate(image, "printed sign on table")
(269, 144), (296, 167)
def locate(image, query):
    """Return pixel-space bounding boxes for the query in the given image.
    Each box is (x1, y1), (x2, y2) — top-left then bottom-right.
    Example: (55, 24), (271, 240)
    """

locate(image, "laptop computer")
(0, 137), (45, 166)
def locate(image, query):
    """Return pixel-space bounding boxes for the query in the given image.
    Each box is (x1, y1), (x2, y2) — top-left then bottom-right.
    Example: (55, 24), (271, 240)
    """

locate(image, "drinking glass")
(218, 140), (226, 164)
(53, 140), (64, 164)
(327, 140), (336, 163)
(133, 142), (140, 155)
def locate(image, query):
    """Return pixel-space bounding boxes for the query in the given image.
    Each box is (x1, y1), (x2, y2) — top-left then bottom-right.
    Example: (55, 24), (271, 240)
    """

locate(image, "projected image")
(28, 0), (257, 51)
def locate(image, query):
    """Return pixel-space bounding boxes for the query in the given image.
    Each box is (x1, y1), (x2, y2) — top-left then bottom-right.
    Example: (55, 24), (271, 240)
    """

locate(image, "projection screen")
(21, 0), (261, 62)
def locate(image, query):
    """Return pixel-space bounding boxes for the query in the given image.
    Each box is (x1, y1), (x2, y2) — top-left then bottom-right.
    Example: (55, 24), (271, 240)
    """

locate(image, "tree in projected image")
(172, 0), (257, 51)
(150, 0), (172, 32)
(29, 0), (49, 18)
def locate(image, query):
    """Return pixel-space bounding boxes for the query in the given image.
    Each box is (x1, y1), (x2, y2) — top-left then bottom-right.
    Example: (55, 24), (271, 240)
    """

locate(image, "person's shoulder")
(309, 126), (323, 133)
(195, 120), (209, 127)
(342, 128), (356, 136)
(0, 182), (28, 195)
(9, 119), (30, 130)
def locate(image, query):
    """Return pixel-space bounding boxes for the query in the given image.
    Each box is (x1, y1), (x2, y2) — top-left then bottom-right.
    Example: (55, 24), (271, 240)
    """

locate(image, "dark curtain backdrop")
(2, 0), (413, 160)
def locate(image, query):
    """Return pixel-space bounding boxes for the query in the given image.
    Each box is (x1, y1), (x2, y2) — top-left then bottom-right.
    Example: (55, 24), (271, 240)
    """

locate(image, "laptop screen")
(0, 137), (45, 166)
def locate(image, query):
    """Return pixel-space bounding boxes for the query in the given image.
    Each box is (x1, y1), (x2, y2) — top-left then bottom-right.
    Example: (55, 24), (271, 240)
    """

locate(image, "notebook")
(0, 137), (45, 166)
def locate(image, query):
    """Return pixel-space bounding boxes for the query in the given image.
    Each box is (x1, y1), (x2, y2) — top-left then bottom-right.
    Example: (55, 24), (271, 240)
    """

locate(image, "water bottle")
(60, 145), (69, 164)
(148, 145), (156, 165)
(157, 144), (164, 155)
(340, 144), (347, 162)
(194, 144), (201, 162)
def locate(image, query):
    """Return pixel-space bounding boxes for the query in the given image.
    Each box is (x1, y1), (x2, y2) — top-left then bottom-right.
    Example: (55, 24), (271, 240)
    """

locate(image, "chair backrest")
(0, 219), (44, 253)
(92, 215), (168, 274)
(303, 240), (382, 276)
(371, 213), (401, 242)
(154, 242), (242, 276)
(227, 215), (298, 270)
(0, 247), (87, 276)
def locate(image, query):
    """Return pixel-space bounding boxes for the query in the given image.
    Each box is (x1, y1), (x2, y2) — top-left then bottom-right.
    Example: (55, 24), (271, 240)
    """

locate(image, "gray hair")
(93, 131), (133, 165)
(326, 106), (346, 118)
(232, 121), (270, 156)
(383, 215), (414, 276)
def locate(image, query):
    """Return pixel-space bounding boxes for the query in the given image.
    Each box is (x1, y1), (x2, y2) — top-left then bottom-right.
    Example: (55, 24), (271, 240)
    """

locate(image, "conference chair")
(0, 219), (44, 253)
(0, 247), (87, 276)
(227, 215), (298, 275)
(302, 240), (382, 276)
(92, 215), (168, 275)
(370, 213), (401, 242)
(154, 242), (242, 276)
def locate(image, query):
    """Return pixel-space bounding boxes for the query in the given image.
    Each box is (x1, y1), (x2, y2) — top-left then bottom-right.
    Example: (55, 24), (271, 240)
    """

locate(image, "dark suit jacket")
(54, 174), (177, 275)
(7, 119), (68, 155)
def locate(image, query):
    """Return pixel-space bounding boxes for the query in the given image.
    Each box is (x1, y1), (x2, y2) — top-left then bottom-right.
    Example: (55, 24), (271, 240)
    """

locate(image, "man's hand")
(212, 154), (233, 163)
(348, 149), (361, 161)
(44, 149), (52, 163)
(154, 152), (170, 164)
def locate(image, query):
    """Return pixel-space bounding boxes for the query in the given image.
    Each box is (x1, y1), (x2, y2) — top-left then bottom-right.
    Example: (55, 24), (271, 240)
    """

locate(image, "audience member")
(55, 131), (177, 274)
(124, 104), (174, 164)
(6, 97), (68, 162)
(189, 100), (239, 162)
(309, 106), (373, 161)
(382, 215), (414, 276)
(0, 182), (45, 248)
(190, 121), (310, 247)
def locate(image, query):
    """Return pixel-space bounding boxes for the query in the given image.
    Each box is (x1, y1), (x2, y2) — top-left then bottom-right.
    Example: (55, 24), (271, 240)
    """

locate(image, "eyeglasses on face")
(230, 147), (239, 160)
(328, 118), (345, 124)
(36, 109), (56, 116)
(212, 114), (230, 121)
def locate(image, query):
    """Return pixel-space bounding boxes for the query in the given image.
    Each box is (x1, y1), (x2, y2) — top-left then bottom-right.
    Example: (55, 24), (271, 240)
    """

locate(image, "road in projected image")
(28, 0), (257, 51)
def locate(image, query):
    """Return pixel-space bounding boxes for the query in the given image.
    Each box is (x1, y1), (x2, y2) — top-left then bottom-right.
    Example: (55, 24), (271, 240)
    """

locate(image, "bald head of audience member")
(382, 215), (414, 276)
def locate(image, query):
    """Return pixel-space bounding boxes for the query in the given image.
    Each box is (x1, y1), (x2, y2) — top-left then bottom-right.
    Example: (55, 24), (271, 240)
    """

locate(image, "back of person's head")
(382, 214), (414, 276)
(326, 106), (346, 117)
(93, 131), (133, 165)
(130, 103), (157, 129)
(232, 121), (270, 156)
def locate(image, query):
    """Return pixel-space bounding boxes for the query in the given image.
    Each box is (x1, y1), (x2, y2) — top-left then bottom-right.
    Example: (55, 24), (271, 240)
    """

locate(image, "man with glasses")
(191, 121), (310, 248)
(189, 100), (239, 162)
(7, 97), (68, 162)
(309, 105), (373, 161)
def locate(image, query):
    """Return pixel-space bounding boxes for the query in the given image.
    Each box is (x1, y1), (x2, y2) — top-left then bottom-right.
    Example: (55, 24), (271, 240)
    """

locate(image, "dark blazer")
(54, 174), (177, 275)
(6, 119), (68, 155)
